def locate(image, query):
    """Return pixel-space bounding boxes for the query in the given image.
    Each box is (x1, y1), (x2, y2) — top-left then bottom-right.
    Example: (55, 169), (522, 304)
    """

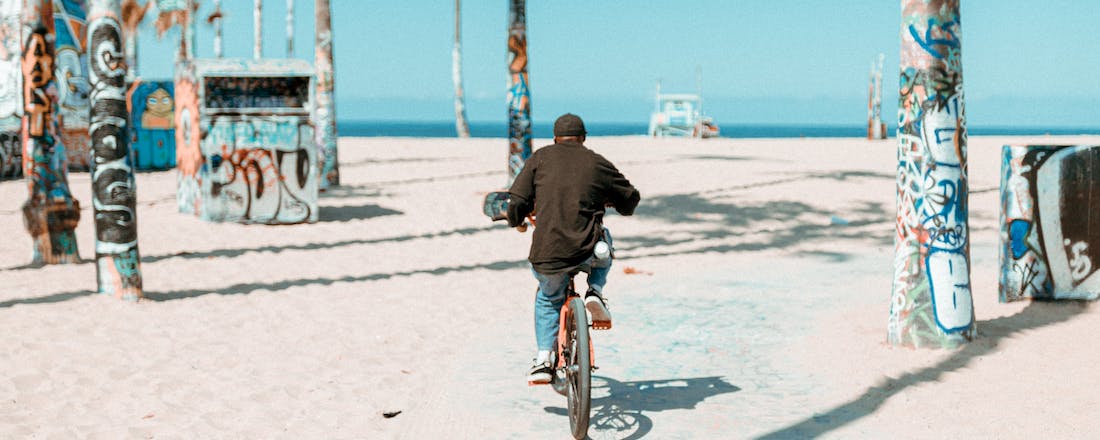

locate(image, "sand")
(2, 134), (1099, 439)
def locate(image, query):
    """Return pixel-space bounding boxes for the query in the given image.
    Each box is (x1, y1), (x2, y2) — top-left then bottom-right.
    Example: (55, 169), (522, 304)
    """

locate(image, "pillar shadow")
(754, 300), (1091, 439)
(544, 376), (740, 439)
(0, 257), (528, 307)
(318, 203), (403, 223)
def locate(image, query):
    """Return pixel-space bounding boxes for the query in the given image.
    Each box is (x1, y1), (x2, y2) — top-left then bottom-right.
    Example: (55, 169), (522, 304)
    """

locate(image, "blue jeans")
(532, 228), (612, 351)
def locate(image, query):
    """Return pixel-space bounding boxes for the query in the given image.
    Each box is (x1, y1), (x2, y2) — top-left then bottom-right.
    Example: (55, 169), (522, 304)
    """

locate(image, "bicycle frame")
(557, 277), (595, 370)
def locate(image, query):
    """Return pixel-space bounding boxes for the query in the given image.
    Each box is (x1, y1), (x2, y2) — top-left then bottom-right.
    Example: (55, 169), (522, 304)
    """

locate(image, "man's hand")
(516, 223), (528, 233)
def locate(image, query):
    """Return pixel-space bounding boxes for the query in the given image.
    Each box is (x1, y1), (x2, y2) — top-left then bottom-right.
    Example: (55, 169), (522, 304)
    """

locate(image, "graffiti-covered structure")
(999, 145), (1100, 301)
(0, 0), (21, 179)
(175, 58), (318, 224)
(128, 79), (175, 169)
(889, 0), (974, 348)
(54, 0), (92, 171)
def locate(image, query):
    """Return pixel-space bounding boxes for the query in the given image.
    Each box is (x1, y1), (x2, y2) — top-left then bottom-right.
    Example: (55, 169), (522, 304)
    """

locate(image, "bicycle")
(482, 190), (606, 440)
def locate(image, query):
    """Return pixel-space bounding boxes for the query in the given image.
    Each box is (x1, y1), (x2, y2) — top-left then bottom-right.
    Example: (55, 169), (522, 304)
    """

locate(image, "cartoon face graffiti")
(141, 88), (174, 129)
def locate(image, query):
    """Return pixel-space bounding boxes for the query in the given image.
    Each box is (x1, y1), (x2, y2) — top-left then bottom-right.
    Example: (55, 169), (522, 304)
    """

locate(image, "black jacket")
(507, 141), (640, 274)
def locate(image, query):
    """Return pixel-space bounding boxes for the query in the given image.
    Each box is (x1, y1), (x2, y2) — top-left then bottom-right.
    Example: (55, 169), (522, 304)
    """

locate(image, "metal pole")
(890, 0), (973, 348)
(88, 0), (142, 300)
(286, 0), (293, 57)
(506, 0), (531, 186)
(452, 0), (470, 138)
(314, 0), (338, 188)
(21, 0), (81, 264)
(254, 0), (262, 60)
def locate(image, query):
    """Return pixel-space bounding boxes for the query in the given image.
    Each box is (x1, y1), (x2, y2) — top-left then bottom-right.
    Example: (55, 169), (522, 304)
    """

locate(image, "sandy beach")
(2, 134), (1100, 439)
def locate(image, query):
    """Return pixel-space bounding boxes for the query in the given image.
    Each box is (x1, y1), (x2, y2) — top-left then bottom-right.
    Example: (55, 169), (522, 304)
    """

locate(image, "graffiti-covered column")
(506, 0), (531, 186)
(0, 0), (23, 180)
(452, 0), (469, 138)
(253, 0), (262, 60)
(212, 0), (223, 58)
(21, 0), (81, 264)
(314, 0), (338, 188)
(867, 53), (886, 140)
(890, 0), (973, 348)
(88, 0), (141, 300)
(285, 0), (293, 56)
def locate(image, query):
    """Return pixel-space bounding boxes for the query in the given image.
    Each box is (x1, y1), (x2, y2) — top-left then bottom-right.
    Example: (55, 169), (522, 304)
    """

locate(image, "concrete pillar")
(88, 0), (142, 300)
(314, 0), (339, 188)
(867, 53), (886, 140)
(286, 0), (293, 57)
(213, 0), (223, 58)
(506, 0), (531, 186)
(452, 0), (470, 138)
(253, 0), (262, 60)
(999, 144), (1100, 302)
(889, 0), (974, 348)
(21, 0), (81, 264)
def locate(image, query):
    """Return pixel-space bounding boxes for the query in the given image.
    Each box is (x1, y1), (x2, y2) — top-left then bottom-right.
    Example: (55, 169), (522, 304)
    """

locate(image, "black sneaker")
(585, 289), (612, 330)
(527, 359), (552, 385)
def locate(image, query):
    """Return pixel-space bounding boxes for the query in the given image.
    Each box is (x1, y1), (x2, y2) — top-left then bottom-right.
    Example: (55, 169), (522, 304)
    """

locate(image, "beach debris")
(829, 215), (850, 226)
(382, 410), (402, 419)
(623, 267), (654, 276)
(142, 413), (155, 419)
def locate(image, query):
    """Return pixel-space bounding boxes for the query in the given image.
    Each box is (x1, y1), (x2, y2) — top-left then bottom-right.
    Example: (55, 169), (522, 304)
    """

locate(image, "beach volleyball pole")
(21, 0), (82, 264)
(506, 0), (531, 186)
(889, 0), (974, 348)
(315, 0), (339, 188)
(88, 0), (143, 300)
(453, 0), (470, 138)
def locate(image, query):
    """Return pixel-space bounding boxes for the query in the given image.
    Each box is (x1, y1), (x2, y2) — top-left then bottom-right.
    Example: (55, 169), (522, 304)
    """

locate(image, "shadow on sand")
(318, 203), (403, 222)
(755, 300), (1091, 439)
(545, 376), (739, 439)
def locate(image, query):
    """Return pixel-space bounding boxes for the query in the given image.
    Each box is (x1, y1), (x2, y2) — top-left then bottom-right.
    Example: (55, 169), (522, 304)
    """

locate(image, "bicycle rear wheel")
(566, 297), (591, 439)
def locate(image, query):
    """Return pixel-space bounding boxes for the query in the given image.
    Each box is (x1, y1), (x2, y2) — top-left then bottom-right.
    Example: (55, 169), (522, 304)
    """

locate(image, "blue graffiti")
(1009, 219), (1031, 259)
(908, 18), (959, 59)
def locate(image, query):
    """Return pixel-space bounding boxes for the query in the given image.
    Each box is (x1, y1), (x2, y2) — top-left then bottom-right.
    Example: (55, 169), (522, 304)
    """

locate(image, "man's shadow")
(544, 376), (739, 439)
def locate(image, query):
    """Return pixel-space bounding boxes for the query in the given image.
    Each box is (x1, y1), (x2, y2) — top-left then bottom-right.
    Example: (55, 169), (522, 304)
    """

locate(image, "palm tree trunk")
(452, 0), (470, 138)
(88, 0), (143, 300)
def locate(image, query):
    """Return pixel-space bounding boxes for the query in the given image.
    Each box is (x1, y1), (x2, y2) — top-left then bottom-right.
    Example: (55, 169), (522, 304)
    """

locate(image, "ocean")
(337, 120), (1100, 139)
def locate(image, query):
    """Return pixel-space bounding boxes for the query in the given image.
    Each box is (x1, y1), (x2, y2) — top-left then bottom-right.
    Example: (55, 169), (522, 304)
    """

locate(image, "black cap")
(553, 113), (587, 137)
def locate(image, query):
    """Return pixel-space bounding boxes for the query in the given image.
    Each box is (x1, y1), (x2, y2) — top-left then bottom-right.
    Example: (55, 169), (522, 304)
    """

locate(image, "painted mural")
(128, 79), (175, 169)
(999, 145), (1100, 302)
(22, 0), (81, 264)
(175, 58), (317, 224)
(88, 0), (141, 300)
(506, 0), (530, 186)
(0, 0), (21, 179)
(53, 0), (92, 171)
(889, 0), (974, 348)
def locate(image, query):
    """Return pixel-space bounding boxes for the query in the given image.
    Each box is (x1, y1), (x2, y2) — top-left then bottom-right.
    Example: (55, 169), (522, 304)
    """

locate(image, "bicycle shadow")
(544, 375), (739, 439)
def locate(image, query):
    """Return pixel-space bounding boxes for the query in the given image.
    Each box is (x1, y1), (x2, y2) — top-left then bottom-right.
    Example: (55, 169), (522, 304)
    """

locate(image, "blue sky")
(136, 0), (1100, 127)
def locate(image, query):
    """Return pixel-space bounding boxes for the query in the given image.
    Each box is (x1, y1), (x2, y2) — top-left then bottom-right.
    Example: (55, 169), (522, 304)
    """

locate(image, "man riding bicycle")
(507, 113), (641, 384)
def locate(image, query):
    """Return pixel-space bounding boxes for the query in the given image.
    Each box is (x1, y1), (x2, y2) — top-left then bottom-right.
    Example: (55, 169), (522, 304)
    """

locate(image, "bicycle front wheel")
(566, 297), (591, 440)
